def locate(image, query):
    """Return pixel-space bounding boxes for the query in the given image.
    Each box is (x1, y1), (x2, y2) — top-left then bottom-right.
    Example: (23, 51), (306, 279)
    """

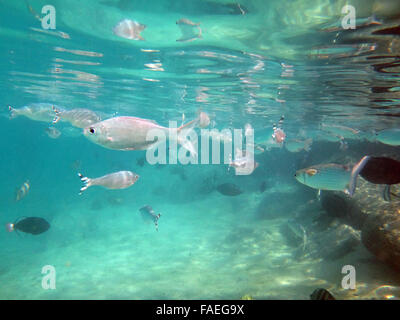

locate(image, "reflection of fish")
(83, 116), (198, 157)
(285, 138), (312, 153)
(272, 128), (286, 144)
(310, 288), (335, 300)
(139, 205), (161, 231)
(15, 181), (30, 201)
(45, 127), (61, 139)
(216, 183), (243, 196)
(78, 171), (139, 195)
(9, 103), (64, 122)
(113, 19), (146, 40)
(53, 106), (101, 128)
(375, 128), (400, 146)
(295, 164), (351, 193)
(6, 217), (50, 235)
(349, 156), (400, 198)
(176, 18), (202, 42)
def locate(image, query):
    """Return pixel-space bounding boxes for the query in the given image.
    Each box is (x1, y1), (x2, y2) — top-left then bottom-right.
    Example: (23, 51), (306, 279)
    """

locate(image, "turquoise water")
(1, 0), (400, 299)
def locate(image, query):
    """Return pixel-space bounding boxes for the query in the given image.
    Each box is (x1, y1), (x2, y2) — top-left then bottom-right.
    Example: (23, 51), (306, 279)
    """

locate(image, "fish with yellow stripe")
(295, 163), (352, 194)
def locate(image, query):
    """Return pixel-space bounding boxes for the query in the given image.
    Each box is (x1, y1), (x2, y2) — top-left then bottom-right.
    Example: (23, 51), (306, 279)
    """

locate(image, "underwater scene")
(1, 0), (400, 300)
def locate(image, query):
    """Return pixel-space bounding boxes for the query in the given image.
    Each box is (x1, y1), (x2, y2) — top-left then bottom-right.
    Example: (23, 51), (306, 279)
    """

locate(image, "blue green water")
(1, 0), (400, 299)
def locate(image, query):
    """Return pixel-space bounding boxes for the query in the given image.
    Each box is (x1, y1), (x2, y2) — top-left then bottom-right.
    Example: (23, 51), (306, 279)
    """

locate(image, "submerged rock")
(320, 191), (368, 230)
(361, 213), (400, 271)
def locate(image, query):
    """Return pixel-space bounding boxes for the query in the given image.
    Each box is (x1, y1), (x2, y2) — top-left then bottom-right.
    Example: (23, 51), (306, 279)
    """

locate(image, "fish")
(136, 157), (146, 167)
(229, 149), (258, 175)
(285, 138), (312, 153)
(295, 163), (351, 193)
(375, 128), (400, 146)
(6, 217), (50, 235)
(9, 103), (64, 122)
(259, 181), (267, 193)
(83, 116), (198, 157)
(272, 116), (286, 144)
(53, 106), (101, 128)
(45, 127), (61, 139)
(310, 288), (336, 300)
(15, 180), (30, 201)
(113, 19), (146, 40)
(176, 18), (202, 42)
(216, 183), (243, 196)
(78, 171), (139, 195)
(139, 205), (161, 231)
(197, 111), (210, 128)
(348, 156), (400, 197)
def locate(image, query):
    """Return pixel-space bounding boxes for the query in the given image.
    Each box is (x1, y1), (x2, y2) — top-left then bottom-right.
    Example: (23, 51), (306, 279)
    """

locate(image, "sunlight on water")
(0, 0), (400, 300)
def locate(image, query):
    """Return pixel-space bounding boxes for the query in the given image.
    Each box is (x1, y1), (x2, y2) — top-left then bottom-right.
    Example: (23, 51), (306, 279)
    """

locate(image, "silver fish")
(53, 106), (101, 128)
(83, 116), (198, 156)
(113, 19), (146, 40)
(15, 180), (30, 201)
(78, 171), (139, 194)
(9, 103), (64, 122)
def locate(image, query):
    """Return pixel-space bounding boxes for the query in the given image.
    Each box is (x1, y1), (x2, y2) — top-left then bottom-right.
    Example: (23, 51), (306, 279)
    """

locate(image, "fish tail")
(348, 155), (371, 197)
(78, 173), (91, 195)
(8, 106), (16, 119)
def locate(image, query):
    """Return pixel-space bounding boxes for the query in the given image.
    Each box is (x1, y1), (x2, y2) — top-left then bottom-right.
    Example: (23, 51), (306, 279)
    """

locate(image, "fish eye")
(89, 127), (95, 134)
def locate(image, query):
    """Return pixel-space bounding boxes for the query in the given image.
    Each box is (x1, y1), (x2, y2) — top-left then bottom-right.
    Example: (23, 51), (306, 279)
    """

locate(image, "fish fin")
(176, 120), (198, 157)
(78, 173), (91, 195)
(348, 155), (370, 197)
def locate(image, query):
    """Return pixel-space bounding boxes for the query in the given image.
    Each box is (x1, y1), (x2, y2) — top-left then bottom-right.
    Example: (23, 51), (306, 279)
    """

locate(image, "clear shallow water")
(1, 0), (400, 299)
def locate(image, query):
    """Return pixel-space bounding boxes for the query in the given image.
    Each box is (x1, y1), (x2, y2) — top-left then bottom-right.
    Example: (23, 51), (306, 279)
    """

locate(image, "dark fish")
(136, 157), (145, 167)
(216, 183), (243, 196)
(310, 288), (336, 300)
(6, 217), (50, 235)
(259, 181), (267, 193)
(139, 205), (161, 231)
(349, 156), (400, 197)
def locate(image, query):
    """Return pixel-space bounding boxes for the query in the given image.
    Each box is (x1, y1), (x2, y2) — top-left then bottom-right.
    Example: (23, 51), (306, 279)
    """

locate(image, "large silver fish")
(53, 106), (101, 128)
(83, 116), (198, 156)
(78, 171), (139, 194)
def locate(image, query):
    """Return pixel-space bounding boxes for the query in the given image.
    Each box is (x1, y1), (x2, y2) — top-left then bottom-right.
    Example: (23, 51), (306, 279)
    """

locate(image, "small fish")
(375, 128), (400, 146)
(45, 127), (61, 139)
(136, 157), (146, 167)
(78, 171), (139, 195)
(9, 103), (64, 122)
(272, 116), (286, 144)
(295, 163), (351, 193)
(285, 138), (312, 153)
(310, 288), (336, 300)
(53, 106), (101, 128)
(83, 116), (198, 157)
(139, 205), (161, 231)
(216, 183), (243, 196)
(348, 156), (400, 197)
(339, 138), (348, 151)
(259, 181), (267, 193)
(176, 18), (202, 42)
(6, 217), (50, 235)
(113, 19), (146, 40)
(15, 180), (30, 201)
(197, 111), (210, 128)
